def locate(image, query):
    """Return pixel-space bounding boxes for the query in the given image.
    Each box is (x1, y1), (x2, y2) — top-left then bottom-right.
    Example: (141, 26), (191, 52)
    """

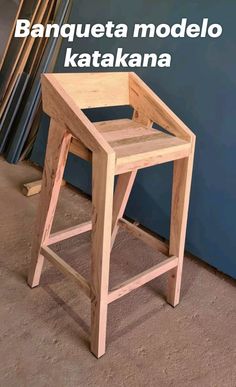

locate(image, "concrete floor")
(0, 157), (235, 386)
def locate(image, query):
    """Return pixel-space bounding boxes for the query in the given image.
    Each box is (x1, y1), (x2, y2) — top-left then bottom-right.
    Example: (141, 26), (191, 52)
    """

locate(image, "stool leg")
(167, 148), (195, 307)
(90, 152), (115, 358)
(111, 171), (137, 247)
(28, 120), (71, 288)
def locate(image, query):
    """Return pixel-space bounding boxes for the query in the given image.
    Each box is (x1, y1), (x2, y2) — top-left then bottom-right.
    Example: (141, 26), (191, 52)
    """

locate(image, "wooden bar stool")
(28, 72), (195, 358)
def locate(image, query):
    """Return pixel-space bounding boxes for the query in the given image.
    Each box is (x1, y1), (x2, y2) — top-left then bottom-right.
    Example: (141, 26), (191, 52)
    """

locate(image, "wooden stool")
(28, 72), (195, 358)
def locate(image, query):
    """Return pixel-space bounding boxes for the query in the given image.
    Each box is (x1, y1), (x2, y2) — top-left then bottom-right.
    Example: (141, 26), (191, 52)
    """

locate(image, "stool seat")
(28, 72), (195, 358)
(70, 118), (191, 174)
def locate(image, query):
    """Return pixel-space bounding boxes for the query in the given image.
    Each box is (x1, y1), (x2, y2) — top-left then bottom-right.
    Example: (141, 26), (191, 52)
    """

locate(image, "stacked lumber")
(0, 0), (72, 163)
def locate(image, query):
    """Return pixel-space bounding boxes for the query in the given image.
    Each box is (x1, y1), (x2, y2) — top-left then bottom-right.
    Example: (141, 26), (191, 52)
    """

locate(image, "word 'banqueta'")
(64, 48), (171, 68)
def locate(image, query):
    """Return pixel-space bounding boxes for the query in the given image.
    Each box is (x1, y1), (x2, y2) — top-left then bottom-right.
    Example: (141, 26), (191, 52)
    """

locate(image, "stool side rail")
(41, 246), (91, 298)
(119, 218), (169, 255)
(48, 220), (92, 245)
(108, 255), (178, 303)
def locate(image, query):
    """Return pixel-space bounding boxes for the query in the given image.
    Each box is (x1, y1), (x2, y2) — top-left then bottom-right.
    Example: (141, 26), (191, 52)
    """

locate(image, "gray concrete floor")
(0, 157), (235, 387)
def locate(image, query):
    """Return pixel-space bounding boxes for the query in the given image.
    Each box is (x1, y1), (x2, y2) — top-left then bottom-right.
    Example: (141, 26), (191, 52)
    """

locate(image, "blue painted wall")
(31, 0), (236, 278)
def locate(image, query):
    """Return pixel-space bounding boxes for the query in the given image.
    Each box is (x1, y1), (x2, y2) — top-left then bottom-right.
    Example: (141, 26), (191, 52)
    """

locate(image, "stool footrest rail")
(108, 256), (178, 303)
(47, 221), (92, 245)
(41, 246), (91, 298)
(119, 218), (169, 255)
(41, 246), (178, 304)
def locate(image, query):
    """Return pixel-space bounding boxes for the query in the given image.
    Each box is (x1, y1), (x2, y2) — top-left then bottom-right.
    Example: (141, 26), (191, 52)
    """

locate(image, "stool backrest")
(52, 72), (130, 109)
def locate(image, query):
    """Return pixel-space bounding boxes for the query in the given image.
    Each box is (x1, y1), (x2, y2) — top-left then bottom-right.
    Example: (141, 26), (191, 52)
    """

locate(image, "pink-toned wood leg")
(27, 119), (71, 288)
(90, 151), (115, 358)
(167, 140), (195, 306)
(108, 109), (152, 246)
(111, 171), (137, 247)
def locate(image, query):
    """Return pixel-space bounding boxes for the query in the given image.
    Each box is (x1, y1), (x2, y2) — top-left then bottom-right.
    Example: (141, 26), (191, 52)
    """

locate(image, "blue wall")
(31, 0), (236, 278)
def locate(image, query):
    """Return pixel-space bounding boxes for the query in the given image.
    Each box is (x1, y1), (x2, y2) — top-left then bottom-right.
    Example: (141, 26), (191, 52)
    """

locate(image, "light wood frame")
(28, 72), (195, 358)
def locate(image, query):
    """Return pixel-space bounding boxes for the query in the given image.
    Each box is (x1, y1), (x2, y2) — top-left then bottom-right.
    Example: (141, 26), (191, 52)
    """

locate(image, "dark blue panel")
(31, 0), (236, 278)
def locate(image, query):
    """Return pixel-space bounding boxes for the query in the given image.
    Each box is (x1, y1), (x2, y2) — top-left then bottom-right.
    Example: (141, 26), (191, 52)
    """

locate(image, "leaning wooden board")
(0, 0), (40, 104)
(0, 73), (29, 153)
(6, 0), (72, 163)
(0, 0), (24, 72)
(24, 0), (56, 77)
(0, 0), (50, 120)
